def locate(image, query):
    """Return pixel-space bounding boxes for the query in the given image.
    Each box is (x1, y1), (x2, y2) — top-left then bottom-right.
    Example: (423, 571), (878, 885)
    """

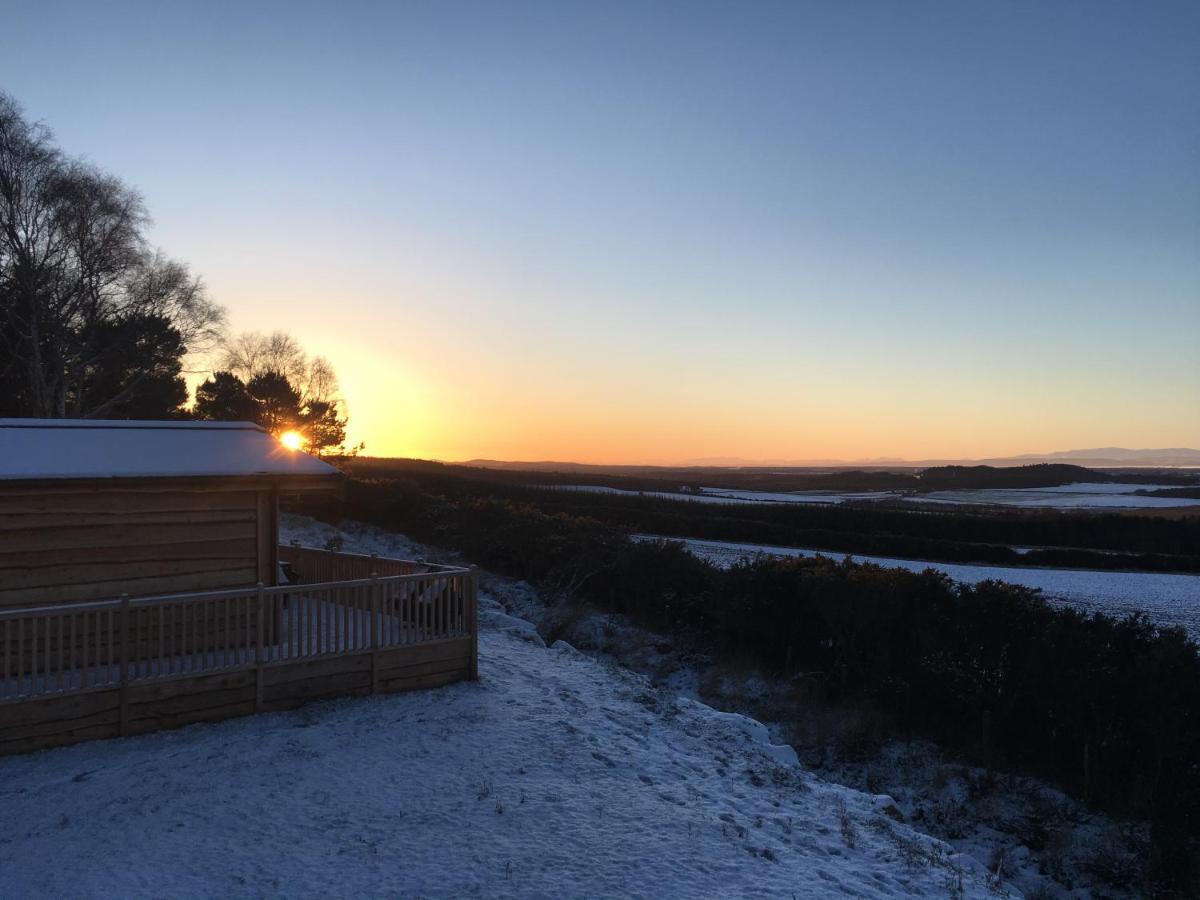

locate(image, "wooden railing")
(279, 543), (454, 582)
(0, 547), (478, 705)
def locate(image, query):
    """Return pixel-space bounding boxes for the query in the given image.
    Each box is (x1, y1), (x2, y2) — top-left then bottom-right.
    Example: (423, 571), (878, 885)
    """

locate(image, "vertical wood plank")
(119, 595), (130, 735)
(255, 582), (265, 711)
(469, 566), (479, 680)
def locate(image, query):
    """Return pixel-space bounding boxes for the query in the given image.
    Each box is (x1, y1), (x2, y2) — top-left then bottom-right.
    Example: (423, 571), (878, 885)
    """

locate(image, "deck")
(0, 546), (478, 755)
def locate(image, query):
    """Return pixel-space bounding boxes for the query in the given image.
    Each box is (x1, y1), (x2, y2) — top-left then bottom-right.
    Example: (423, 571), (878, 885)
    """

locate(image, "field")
(542, 484), (900, 505)
(0, 528), (1006, 899)
(907, 483), (1200, 509)
(643, 535), (1200, 641)
(541, 481), (1200, 511)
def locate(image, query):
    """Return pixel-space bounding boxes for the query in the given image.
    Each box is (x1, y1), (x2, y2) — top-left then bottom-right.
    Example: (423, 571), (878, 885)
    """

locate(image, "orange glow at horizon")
(205, 275), (1200, 469)
(325, 341), (1199, 466)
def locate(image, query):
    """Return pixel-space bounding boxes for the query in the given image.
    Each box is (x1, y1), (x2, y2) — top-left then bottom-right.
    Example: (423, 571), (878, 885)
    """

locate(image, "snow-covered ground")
(0, 520), (1009, 899)
(906, 482), (1198, 510)
(641, 535), (1200, 642)
(536, 481), (1200, 510)
(535, 483), (899, 505)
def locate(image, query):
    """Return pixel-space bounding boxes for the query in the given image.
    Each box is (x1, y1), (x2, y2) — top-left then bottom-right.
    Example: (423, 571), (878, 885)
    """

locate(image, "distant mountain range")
(675, 448), (1200, 469)
(1002, 448), (1200, 467)
(462, 447), (1200, 471)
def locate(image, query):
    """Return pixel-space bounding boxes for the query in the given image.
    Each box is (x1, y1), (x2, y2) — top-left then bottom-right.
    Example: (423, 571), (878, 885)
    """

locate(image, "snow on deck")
(0, 419), (337, 481)
(0, 587), (1004, 897)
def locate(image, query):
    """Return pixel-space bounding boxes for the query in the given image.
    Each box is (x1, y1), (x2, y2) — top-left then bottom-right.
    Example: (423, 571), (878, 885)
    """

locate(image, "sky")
(3, 1), (1197, 463)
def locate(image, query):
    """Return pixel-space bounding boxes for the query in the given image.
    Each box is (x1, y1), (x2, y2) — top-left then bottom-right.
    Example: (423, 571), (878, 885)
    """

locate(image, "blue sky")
(4, 1), (1197, 461)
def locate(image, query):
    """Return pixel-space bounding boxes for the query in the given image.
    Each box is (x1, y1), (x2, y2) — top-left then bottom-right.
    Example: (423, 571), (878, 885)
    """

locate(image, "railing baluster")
(317, 586), (324, 655)
(342, 587), (350, 652)
(334, 587), (342, 652)
(79, 613), (87, 689)
(31, 613), (39, 695)
(359, 585), (367, 649)
(403, 582), (411, 645)
(3, 618), (10, 698)
(307, 589), (315, 657)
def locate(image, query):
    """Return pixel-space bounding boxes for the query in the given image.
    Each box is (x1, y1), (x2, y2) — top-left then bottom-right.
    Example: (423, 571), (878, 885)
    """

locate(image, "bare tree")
(303, 355), (339, 404)
(0, 92), (225, 418)
(219, 330), (308, 385)
(205, 332), (352, 454)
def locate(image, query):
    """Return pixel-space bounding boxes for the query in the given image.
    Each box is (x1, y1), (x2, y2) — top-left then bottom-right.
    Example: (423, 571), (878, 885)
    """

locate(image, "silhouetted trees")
(192, 371), (258, 421)
(0, 93), (223, 419)
(219, 330), (308, 386)
(195, 331), (351, 455)
(246, 371), (301, 434)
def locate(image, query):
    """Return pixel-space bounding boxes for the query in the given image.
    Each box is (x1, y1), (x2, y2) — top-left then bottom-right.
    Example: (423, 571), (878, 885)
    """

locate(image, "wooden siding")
(0, 484), (266, 608)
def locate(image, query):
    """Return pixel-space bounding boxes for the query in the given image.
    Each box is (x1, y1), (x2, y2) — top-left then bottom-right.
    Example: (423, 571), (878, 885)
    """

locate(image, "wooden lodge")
(0, 419), (478, 756)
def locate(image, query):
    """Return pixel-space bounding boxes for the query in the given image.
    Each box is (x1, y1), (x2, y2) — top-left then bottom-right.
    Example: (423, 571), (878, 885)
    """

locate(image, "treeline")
(0, 93), (221, 419)
(192, 331), (351, 455)
(915, 463), (1111, 490)
(305, 475), (1200, 892)
(0, 94), (353, 455)
(1141, 487), (1200, 500)
(341, 458), (1200, 572)
(416, 459), (1197, 493)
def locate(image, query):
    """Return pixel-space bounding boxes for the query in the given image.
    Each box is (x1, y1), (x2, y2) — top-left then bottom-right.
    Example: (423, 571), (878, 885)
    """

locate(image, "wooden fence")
(0, 546), (478, 755)
(278, 543), (458, 582)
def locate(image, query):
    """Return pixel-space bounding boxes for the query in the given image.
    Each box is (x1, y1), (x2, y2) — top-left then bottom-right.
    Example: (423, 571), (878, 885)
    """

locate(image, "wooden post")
(469, 567), (480, 681)
(255, 583), (265, 712)
(370, 576), (381, 694)
(118, 594), (130, 735)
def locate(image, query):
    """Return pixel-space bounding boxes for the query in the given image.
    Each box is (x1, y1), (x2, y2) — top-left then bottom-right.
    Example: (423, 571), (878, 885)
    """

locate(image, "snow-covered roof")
(0, 419), (340, 482)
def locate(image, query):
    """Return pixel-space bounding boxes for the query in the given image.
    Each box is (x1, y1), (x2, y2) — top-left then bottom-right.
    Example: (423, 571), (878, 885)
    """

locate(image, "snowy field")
(642, 536), (1200, 642)
(906, 482), (1199, 510)
(536, 483), (898, 505)
(0, 572), (1006, 897)
(537, 482), (1200, 510)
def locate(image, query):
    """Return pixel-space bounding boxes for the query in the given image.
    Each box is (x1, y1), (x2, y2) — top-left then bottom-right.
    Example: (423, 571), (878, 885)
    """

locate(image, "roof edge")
(0, 418), (265, 431)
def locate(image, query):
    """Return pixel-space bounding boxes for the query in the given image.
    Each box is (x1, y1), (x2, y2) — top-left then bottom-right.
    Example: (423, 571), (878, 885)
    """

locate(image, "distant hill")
(356, 456), (1199, 495)
(669, 448), (1200, 469)
(915, 463), (1107, 491)
(994, 448), (1200, 467)
(464, 448), (1200, 472)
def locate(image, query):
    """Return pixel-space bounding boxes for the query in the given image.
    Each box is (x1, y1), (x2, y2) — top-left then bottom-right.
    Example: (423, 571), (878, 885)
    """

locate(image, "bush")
(303, 475), (1200, 892)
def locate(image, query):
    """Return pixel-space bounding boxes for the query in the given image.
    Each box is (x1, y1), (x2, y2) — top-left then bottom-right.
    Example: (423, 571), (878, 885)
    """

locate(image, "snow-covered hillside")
(0, 521), (1008, 898)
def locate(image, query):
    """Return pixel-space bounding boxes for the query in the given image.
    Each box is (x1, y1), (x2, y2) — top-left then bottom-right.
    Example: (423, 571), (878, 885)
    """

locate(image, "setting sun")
(279, 430), (304, 452)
